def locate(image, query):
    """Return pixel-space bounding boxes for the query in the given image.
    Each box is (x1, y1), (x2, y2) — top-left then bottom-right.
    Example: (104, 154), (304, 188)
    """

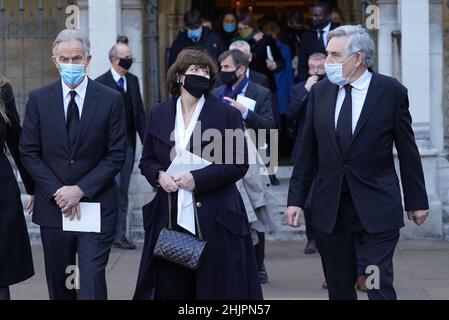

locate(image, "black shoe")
(303, 240), (318, 255)
(269, 175), (280, 186)
(113, 238), (136, 250)
(258, 265), (269, 284)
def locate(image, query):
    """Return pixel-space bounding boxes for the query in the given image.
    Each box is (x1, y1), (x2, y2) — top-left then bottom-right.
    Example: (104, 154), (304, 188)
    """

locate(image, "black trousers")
(40, 227), (115, 300)
(314, 191), (399, 300)
(0, 287), (10, 300)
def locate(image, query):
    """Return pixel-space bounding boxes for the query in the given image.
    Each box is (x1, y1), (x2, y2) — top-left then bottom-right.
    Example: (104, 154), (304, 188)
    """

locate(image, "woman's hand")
(26, 195), (34, 215)
(175, 173), (196, 192)
(158, 171), (179, 193)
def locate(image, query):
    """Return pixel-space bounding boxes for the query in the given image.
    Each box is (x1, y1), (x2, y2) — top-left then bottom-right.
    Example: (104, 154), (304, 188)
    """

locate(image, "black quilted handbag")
(153, 193), (207, 270)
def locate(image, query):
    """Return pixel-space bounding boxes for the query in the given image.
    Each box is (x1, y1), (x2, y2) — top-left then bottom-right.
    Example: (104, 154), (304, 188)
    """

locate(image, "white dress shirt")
(317, 22), (331, 48)
(111, 67), (127, 92)
(334, 69), (373, 133)
(62, 76), (88, 120)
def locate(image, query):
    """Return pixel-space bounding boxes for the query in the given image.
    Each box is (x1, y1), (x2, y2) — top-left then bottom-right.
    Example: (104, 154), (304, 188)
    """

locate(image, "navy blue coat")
(133, 95), (263, 300)
(20, 79), (127, 232)
(287, 80), (309, 162)
(287, 73), (429, 234)
(0, 82), (34, 286)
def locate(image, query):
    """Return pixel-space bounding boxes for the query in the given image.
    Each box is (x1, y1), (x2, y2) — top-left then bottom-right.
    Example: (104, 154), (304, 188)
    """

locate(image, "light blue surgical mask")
(59, 63), (86, 87)
(223, 22), (236, 33)
(187, 27), (203, 42)
(324, 54), (357, 86)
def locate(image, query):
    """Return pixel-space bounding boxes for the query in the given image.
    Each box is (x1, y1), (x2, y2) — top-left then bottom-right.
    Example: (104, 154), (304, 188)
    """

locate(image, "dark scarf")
(220, 75), (249, 103)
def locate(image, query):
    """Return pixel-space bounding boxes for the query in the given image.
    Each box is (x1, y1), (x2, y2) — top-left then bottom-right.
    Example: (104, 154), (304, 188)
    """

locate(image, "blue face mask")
(187, 27), (203, 42)
(59, 63), (86, 87)
(324, 54), (357, 86)
(223, 22), (236, 33)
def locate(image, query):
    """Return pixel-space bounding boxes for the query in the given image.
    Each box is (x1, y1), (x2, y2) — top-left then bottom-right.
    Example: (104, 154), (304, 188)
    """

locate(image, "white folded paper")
(62, 202), (101, 233)
(266, 45), (274, 61)
(237, 95), (256, 112)
(166, 149), (211, 234)
(166, 149), (211, 177)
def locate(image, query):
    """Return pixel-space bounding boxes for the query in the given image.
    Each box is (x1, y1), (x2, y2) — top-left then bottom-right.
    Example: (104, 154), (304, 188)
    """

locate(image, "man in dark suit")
(286, 25), (429, 300)
(298, 2), (337, 82)
(215, 40), (270, 89)
(96, 42), (147, 250)
(212, 49), (275, 285)
(287, 52), (326, 255)
(168, 9), (225, 68)
(20, 29), (127, 300)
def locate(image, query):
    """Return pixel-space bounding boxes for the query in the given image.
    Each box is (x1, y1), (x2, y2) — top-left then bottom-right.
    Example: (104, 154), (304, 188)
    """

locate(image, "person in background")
(96, 41), (147, 250)
(218, 9), (238, 48)
(168, 9), (225, 67)
(202, 18), (213, 30)
(263, 21), (295, 160)
(0, 77), (35, 300)
(298, 2), (337, 81)
(285, 9), (306, 82)
(212, 49), (275, 284)
(330, 7), (344, 27)
(236, 13), (285, 186)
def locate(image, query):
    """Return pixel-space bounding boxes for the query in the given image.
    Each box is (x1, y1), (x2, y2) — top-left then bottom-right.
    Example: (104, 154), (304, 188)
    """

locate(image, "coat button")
(196, 202), (202, 208)
(70, 160), (75, 165)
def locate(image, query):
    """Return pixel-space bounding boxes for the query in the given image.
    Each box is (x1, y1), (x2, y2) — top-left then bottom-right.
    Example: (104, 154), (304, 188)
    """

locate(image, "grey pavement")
(9, 240), (449, 300)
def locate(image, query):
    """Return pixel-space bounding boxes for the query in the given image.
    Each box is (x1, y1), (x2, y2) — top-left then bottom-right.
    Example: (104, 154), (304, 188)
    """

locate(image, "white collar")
(61, 75), (88, 100)
(343, 69), (372, 91)
(175, 95), (206, 151)
(321, 22), (331, 33)
(110, 67), (125, 83)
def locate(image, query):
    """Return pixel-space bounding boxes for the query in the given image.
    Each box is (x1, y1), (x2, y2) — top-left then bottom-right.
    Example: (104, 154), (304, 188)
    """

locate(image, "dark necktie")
(318, 30), (325, 49)
(336, 84), (353, 156)
(117, 77), (125, 92)
(66, 90), (80, 151)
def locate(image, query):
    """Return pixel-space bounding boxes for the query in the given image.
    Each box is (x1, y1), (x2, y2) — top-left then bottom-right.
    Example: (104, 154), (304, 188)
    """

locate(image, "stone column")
(87, 0), (122, 78)
(377, 0), (398, 77)
(398, 0), (443, 239)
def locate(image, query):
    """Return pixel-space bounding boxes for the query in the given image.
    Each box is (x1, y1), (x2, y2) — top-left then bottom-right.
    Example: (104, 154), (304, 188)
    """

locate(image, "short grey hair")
(309, 52), (327, 61)
(109, 44), (118, 62)
(229, 40), (251, 53)
(52, 29), (90, 56)
(328, 25), (375, 67)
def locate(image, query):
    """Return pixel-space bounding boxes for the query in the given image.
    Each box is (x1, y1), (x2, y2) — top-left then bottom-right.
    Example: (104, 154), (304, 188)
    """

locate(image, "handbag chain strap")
(167, 192), (203, 240)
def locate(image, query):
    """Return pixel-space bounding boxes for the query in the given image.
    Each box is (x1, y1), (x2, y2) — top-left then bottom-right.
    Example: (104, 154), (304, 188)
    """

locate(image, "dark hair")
(218, 49), (250, 69)
(167, 48), (218, 96)
(313, 2), (332, 15)
(116, 35), (129, 44)
(287, 9), (304, 26)
(184, 9), (202, 29)
(0, 76), (11, 124)
(263, 21), (281, 39)
(237, 13), (259, 32)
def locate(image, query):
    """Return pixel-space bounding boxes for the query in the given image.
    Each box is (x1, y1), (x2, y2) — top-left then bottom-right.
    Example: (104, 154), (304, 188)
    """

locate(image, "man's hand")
(26, 195), (34, 216)
(175, 173), (196, 192)
(266, 59), (277, 71)
(63, 203), (81, 221)
(54, 185), (85, 214)
(407, 210), (429, 226)
(223, 97), (247, 114)
(285, 206), (303, 228)
(305, 75), (319, 92)
(158, 171), (179, 193)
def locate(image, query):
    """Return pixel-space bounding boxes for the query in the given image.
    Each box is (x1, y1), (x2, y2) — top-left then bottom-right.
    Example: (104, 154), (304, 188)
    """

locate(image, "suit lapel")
(323, 82), (342, 157)
(50, 81), (70, 154)
(349, 72), (382, 146)
(72, 79), (99, 156)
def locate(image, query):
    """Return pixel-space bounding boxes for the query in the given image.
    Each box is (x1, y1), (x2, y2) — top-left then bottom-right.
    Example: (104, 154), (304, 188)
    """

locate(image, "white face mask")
(324, 54), (358, 86)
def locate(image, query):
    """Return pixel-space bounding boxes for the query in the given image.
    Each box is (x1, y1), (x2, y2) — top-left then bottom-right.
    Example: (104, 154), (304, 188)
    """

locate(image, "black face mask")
(118, 58), (133, 70)
(183, 74), (211, 98)
(311, 18), (325, 29)
(317, 74), (326, 81)
(220, 70), (239, 86)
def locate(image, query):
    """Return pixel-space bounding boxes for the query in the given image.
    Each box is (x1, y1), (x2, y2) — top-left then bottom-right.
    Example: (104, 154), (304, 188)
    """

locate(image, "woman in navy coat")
(0, 79), (35, 300)
(133, 49), (263, 300)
